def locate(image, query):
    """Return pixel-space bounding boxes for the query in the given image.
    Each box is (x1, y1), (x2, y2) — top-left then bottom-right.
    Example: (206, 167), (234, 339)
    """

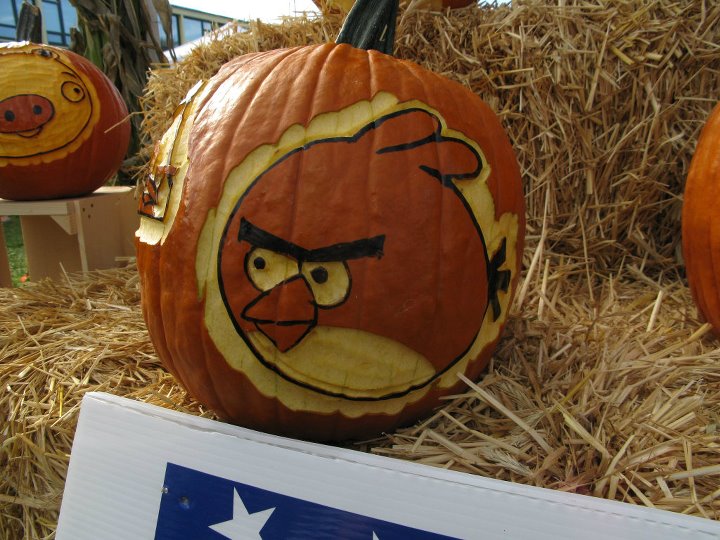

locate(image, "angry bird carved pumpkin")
(0, 42), (130, 201)
(136, 3), (525, 441)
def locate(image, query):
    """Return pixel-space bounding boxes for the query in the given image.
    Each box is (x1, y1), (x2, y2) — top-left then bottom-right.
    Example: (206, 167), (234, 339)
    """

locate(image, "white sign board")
(57, 392), (720, 539)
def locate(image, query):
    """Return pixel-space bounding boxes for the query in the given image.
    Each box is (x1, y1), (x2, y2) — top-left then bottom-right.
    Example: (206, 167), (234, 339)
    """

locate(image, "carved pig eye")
(32, 48), (58, 59)
(301, 261), (351, 307)
(61, 81), (86, 103)
(245, 247), (299, 292)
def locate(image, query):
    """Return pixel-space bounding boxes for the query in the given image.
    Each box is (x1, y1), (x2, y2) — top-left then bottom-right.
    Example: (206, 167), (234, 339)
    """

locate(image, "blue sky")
(170, 0), (320, 23)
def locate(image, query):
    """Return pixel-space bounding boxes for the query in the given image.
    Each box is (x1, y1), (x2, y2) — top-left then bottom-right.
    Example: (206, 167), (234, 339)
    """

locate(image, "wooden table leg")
(0, 220), (13, 288)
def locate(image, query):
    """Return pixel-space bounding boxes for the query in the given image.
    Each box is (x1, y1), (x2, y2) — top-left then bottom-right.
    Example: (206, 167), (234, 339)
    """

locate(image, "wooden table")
(0, 186), (139, 284)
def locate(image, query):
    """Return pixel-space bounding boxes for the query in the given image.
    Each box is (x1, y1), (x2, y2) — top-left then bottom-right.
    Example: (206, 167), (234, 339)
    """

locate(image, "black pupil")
(39, 50), (51, 57)
(4, 110), (15, 122)
(32, 105), (42, 115)
(311, 267), (329, 284)
(253, 257), (266, 270)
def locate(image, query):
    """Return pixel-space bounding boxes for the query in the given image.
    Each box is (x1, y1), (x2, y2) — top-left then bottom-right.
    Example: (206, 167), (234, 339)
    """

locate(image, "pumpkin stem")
(336, 0), (399, 55)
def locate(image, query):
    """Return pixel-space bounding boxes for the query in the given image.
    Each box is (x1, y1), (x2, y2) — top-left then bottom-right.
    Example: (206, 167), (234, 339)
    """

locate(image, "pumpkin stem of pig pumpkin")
(336, 0), (399, 55)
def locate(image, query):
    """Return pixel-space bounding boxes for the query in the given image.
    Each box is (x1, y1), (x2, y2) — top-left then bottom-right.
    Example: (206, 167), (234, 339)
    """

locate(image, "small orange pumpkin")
(682, 102), (720, 335)
(136, 1), (524, 441)
(0, 42), (130, 201)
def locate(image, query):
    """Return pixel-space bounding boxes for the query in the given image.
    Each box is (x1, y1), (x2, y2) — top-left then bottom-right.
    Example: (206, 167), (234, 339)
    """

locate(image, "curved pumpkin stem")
(336, 0), (399, 55)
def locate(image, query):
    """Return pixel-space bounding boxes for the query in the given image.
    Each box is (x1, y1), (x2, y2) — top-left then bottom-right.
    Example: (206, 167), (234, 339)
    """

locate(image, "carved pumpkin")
(682, 102), (720, 335)
(0, 42), (130, 201)
(136, 2), (524, 441)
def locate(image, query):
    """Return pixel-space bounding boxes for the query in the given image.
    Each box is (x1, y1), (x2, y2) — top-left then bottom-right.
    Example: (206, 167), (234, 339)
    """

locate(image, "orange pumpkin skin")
(0, 42), (130, 201)
(683, 102), (720, 336)
(136, 43), (525, 441)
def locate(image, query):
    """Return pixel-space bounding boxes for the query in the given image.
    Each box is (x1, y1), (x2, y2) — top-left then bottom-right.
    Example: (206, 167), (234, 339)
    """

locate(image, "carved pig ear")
(373, 109), (482, 185)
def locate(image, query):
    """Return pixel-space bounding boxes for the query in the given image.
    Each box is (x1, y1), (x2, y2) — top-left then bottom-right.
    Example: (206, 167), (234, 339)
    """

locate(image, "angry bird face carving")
(217, 108), (509, 400)
(236, 217), (386, 352)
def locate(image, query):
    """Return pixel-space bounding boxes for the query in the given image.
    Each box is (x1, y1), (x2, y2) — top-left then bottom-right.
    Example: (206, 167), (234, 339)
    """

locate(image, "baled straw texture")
(3, 1), (720, 537)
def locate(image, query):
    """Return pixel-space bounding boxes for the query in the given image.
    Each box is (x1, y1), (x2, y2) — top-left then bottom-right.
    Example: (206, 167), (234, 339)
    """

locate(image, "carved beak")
(241, 276), (318, 352)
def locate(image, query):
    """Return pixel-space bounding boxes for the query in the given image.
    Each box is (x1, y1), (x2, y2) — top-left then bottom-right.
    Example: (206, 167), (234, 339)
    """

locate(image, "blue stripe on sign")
(154, 462), (460, 540)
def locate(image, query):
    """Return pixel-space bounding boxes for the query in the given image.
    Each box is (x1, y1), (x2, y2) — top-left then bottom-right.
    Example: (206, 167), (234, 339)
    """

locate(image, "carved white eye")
(301, 261), (351, 307)
(61, 81), (85, 102)
(245, 247), (299, 292)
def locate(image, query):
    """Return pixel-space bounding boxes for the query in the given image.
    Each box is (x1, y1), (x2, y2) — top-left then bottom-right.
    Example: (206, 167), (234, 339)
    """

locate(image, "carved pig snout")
(0, 94), (54, 136)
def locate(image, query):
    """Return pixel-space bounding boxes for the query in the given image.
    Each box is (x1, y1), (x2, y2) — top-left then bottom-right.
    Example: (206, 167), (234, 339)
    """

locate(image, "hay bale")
(3, 1), (720, 537)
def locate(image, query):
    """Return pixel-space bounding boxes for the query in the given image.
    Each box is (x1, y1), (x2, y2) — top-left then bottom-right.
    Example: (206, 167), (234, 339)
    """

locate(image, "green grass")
(2, 216), (28, 286)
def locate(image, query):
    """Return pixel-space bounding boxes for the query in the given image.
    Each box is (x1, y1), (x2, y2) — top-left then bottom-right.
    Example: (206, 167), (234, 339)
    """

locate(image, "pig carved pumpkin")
(0, 42), (130, 201)
(683, 102), (720, 336)
(136, 7), (524, 441)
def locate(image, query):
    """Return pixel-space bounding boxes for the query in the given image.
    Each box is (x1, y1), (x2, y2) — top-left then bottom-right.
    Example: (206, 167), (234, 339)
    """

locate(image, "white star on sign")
(209, 488), (275, 539)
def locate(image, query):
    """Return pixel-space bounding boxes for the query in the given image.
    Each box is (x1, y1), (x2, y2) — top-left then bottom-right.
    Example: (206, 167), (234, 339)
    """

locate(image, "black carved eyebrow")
(238, 218), (384, 262)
